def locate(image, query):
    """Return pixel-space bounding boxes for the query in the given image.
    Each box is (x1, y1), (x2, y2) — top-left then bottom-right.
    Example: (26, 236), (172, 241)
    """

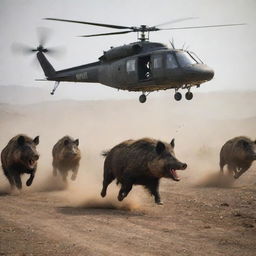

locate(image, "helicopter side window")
(153, 55), (162, 69)
(126, 59), (136, 72)
(176, 52), (197, 67)
(166, 53), (178, 69)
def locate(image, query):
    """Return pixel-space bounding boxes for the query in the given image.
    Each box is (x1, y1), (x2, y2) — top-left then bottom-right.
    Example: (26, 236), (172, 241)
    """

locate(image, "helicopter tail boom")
(37, 52), (56, 78)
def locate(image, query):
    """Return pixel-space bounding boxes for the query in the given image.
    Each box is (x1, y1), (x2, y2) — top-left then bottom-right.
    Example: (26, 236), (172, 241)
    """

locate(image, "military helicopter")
(16, 18), (245, 103)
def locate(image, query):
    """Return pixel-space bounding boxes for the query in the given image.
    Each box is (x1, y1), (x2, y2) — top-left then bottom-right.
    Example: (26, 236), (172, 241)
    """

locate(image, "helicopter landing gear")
(174, 91), (182, 101)
(185, 91), (193, 100)
(50, 81), (60, 95)
(139, 93), (147, 103)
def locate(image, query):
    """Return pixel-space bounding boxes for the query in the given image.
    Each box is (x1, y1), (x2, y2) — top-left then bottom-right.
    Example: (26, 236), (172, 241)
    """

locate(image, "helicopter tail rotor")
(12, 27), (66, 78)
(12, 27), (65, 58)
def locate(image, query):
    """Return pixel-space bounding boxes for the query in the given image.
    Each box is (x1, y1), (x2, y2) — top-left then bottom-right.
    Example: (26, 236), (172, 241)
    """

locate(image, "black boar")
(101, 138), (187, 204)
(220, 136), (256, 179)
(1, 134), (40, 190)
(52, 136), (81, 182)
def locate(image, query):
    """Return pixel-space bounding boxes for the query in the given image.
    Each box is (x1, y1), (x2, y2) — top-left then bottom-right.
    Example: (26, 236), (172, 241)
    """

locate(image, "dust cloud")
(0, 91), (255, 206)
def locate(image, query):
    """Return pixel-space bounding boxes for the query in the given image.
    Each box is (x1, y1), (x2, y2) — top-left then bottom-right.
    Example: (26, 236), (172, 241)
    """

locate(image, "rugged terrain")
(0, 90), (255, 256)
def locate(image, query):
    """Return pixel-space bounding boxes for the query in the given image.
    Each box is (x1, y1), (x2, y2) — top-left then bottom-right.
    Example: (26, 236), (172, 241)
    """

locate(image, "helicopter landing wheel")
(174, 92), (182, 101)
(139, 94), (147, 103)
(185, 91), (193, 100)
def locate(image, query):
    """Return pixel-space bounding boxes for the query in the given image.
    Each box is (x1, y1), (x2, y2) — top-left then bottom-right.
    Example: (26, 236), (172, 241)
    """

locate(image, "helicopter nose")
(185, 64), (214, 83)
(198, 65), (214, 81)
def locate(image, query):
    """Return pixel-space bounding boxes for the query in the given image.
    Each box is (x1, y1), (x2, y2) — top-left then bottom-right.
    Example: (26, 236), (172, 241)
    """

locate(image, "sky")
(0, 0), (256, 100)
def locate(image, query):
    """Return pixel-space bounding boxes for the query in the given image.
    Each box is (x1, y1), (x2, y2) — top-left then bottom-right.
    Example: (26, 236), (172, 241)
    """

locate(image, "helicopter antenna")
(169, 38), (175, 49)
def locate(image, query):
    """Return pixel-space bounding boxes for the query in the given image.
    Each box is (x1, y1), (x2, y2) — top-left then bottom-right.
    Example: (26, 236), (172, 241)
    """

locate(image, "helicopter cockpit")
(168, 51), (203, 69)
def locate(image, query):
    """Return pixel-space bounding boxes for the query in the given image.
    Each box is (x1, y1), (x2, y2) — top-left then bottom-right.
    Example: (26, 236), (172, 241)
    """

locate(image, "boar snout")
(180, 163), (187, 170)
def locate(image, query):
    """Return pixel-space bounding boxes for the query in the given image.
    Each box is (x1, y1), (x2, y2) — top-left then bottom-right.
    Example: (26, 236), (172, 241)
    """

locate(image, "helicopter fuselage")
(36, 41), (214, 101)
(44, 41), (214, 93)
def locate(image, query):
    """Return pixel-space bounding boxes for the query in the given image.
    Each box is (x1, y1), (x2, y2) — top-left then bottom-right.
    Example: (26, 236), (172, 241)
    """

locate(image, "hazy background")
(0, 0), (255, 101)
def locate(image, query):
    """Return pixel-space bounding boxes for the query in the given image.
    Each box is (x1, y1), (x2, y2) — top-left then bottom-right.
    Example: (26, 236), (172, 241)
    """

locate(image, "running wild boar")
(101, 138), (187, 204)
(52, 136), (81, 182)
(220, 136), (256, 179)
(1, 134), (40, 190)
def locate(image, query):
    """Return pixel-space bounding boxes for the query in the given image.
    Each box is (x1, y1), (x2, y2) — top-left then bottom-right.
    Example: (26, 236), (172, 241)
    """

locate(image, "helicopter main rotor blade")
(79, 30), (132, 37)
(162, 23), (246, 30)
(155, 17), (199, 27)
(44, 18), (133, 30)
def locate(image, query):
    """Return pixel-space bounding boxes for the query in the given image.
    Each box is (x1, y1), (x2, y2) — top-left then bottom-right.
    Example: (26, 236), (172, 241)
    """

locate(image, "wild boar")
(101, 138), (187, 205)
(52, 136), (81, 182)
(1, 134), (40, 190)
(219, 136), (256, 179)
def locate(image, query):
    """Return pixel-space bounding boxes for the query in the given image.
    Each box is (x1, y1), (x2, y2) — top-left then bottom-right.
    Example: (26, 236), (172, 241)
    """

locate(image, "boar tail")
(101, 150), (109, 157)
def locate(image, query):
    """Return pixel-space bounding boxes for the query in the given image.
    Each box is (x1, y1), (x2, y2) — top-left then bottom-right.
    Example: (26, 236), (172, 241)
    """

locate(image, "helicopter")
(16, 18), (245, 103)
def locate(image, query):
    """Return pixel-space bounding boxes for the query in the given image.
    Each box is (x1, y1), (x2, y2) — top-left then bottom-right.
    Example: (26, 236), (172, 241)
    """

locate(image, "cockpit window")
(176, 52), (197, 67)
(166, 53), (178, 69)
(188, 51), (203, 64)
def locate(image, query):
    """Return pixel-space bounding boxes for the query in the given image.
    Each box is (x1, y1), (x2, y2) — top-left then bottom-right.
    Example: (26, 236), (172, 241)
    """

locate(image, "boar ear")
(254, 140), (256, 144)
(18, 135), (25, 146)
(156, 141), (166, 154)
(64, 139), (69, 146)
(74, 139), (79, 146)
(33, 136), (39, 145)
(170, 138), (175, 148)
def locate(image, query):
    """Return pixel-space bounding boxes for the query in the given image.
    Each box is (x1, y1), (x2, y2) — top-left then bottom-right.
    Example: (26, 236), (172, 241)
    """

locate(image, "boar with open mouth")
(101, 138), (187, 204)
(1, 134), (40, 190)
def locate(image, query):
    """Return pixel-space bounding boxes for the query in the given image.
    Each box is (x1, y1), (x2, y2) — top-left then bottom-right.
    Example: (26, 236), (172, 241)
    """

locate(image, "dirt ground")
(0, 91), (255, 256)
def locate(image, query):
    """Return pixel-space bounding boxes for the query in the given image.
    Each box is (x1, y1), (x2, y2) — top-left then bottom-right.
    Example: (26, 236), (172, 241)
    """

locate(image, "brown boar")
(1, 134), (40, 190)
(101, 138), (187, 205)
(52, 136), (81, 182)
(220, 136), (256, 179)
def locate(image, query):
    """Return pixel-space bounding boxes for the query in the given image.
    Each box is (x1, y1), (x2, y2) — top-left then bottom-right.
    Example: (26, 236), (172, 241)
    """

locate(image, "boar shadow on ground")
(56, 204), (145, 217)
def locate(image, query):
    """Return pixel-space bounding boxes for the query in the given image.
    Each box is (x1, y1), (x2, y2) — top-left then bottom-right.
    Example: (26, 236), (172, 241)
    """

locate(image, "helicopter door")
(138, 55), (152, 81)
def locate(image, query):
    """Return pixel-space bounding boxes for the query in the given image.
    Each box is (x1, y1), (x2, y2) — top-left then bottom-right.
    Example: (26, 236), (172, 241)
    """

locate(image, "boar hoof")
(101, 191), (106, 198)
(156, 201), (163, 205)
(26, 179), (33, 186)
(118, 193), (125, 201)
(71, 174), (76, 181)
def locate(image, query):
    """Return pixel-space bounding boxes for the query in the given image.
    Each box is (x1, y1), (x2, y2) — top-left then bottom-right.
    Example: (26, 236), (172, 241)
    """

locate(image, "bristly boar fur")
(52, 136), (81, 182)
(100, 138), (187, 205)
(220, 136), (256, 179)
(1, 134), (40, 190)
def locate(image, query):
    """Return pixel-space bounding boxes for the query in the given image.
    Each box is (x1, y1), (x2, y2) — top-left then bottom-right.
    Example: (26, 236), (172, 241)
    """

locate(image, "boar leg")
(219, 160), (225, 174)
(61, 171), (68, 183)
(13, 174), (22, 190)
(5, 173), (15, 189)
(146, 179), (162, 205)
(71, 166), (79, 181)
(117, 181), (133, 201)
(4, 170), (15, 190)
(101, 172), (115, 197)
(234, 164), (251, 179)
(26, 172), (35, 186)
(53, 167), (57, 177)
(227, 164), (236, 176)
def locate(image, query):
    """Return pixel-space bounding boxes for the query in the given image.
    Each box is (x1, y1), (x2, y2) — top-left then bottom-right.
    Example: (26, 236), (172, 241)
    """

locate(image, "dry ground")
(0, 91), (255, 255)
